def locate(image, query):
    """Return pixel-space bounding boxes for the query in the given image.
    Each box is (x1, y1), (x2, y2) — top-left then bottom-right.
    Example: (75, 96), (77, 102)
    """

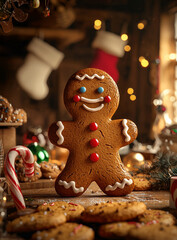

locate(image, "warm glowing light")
(169, 53), (176, 60)
(127, 88), (134, 95)
(121, 34), (128, 41)
(153, 99), (163, 106)
(134, 153), (144, 161)
(170, 96), (176, 102)
(139, 56), (145, 62)
(124, 45), (131, 52)
(94, 19), (102, 27)
(94, 19), (102, 30)
(123, 152), (145, 172)
(141, 59), (149, 67)
(130, 95), (136, 101)
(3, 196), (6, 202)
(94, 25), (101, 30)
(137, 22), (145, 30)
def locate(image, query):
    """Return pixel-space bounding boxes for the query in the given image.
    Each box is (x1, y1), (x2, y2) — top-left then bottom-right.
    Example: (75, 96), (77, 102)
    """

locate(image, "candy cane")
(170, 176), (177, 209)
(4, 146), (34, 211)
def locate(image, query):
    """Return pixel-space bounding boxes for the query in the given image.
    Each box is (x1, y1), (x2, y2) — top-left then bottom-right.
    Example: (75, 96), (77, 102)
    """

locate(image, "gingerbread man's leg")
(55, 163), (92, 197)
(96, 161), (134, 196)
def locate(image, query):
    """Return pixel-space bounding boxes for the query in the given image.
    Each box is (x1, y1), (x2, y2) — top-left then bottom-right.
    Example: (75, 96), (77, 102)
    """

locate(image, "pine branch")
(137, 151), (177, 190)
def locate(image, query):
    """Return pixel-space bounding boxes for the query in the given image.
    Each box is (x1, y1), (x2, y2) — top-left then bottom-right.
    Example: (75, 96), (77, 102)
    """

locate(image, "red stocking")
(90, 30), (127, 83)
(90, 49), (119, 83)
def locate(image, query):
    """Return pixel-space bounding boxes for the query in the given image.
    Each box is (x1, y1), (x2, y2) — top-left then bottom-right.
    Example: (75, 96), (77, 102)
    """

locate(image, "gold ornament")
(123, 152), (145, 172)
(31, 0), (40, 8)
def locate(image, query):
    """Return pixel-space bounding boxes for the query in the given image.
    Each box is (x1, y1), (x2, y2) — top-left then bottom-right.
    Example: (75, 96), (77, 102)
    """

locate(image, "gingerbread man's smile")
(81, 96), (104, 112)
(73, 95), (111, 112)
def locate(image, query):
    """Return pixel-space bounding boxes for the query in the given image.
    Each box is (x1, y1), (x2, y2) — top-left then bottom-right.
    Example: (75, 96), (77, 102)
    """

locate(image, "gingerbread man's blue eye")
(97, 87), (104, 93)
(79, 87), (86, 93)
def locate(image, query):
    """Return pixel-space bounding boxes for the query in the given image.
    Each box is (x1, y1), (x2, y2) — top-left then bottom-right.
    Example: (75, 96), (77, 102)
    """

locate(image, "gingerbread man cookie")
(48, 68), (138, 197)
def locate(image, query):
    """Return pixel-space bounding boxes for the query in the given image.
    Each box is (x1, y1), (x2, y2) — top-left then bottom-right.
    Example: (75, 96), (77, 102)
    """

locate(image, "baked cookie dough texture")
(48, 68), (138, 197)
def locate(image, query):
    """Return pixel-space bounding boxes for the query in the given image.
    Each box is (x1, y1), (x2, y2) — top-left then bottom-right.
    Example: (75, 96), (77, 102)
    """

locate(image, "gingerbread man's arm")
(48, 121), (73, 149)
(111, 119), (138, 148)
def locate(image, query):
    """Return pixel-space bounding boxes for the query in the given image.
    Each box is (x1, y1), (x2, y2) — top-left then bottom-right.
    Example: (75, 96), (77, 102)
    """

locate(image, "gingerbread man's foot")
(97, 176), (134, 196)
(55, 168), (91, 197)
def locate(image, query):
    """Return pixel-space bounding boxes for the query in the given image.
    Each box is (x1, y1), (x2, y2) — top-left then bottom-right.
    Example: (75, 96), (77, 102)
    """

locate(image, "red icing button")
(90, 138), (99, 147)
(73, 95), (80, 102)
(90, 153), (99, 162)
(89, 122), (98, 131)
(104, 96), (111, 103)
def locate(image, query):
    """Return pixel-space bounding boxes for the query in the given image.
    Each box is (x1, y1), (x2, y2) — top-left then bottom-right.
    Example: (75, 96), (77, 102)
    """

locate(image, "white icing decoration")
(58, 180), (84, 194)
(122, 119), (131, 142)
(81, 96), (104, 103)
(82, 103), (104, 112)
(75, 74), (105, 81)
(56, 121), (64, 145)
(105, 179), (133, 191)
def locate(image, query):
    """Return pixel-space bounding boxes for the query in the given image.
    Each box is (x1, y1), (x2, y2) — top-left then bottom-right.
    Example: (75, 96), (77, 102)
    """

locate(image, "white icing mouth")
(81, 96), (104, 103)
(82, 103), (104, 112)
(80, 96), (104, 112)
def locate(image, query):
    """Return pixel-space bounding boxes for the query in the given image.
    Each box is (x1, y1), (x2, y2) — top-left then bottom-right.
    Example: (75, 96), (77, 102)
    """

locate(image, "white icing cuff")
(56, 121), (64, 145)
(122, 119), (131, 142)
(58, 180), (84, 194)
(105, 178), (133, 191)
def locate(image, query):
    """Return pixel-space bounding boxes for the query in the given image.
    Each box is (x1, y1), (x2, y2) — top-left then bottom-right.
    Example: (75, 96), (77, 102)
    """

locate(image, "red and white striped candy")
(170, 176), (177, 209)
(4, 146), (34, 210)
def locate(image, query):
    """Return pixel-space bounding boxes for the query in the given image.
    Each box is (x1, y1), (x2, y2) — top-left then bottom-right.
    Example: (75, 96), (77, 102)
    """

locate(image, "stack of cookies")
(15, 158), (64, 182)
(133, 173), (156, 191)
(6, 200), (177, 240)
(0, 95), (27, 123)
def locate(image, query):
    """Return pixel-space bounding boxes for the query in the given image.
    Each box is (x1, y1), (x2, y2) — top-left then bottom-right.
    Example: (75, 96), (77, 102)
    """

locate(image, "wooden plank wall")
(0, 0), (162, 144)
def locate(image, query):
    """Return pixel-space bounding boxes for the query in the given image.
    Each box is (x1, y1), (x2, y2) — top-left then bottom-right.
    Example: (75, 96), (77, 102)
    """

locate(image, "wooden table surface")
(15, 181), (170, 210)
(2, 181), (172, 240)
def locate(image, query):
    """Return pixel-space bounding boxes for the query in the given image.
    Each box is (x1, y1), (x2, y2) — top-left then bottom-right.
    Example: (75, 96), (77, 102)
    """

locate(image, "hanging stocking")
(90, 30), (127, 83)
(16, 38), (64, 100)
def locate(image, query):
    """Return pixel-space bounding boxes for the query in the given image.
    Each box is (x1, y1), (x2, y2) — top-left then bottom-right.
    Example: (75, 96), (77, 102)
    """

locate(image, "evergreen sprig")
(138, 151), (177, 190)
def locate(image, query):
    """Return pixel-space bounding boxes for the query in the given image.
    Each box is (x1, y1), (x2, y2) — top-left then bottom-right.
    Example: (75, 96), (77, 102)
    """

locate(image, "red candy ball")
(90, 153), (99, 162)
(104, 96), (111, 103)
(89, 122), (98, 131)
(90, 138), (99, 147)
(73, 95), (81, 102)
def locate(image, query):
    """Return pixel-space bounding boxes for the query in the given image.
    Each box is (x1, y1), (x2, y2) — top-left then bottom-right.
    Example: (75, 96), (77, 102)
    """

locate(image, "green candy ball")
(27, 142), (49, 164)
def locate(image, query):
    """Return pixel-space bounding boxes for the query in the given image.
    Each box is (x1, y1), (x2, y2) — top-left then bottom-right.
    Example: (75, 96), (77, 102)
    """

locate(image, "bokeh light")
(130, 95), (136, 101)
(124, 45), (131, 52)
(94, 19), (102, 30)
(137, 22), (145, 30)
(121, 34), (128, 41)
(127, 88), (134, 95)
(141, 59), (149, 67)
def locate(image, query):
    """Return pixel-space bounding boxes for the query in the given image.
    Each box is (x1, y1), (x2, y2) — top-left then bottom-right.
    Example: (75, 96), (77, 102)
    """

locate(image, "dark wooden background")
(0, 0), (174, 144)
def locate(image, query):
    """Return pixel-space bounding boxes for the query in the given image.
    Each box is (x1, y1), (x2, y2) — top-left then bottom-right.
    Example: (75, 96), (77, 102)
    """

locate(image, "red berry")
(89, 122), (98, 131)
(73, 95), (80, 102)
(90, 153), (99, 162)
(104, 96), (111, 103)
(90, 138), (99, 147)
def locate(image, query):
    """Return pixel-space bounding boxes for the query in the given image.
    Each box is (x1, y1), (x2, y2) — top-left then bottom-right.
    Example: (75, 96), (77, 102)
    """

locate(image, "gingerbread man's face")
(64, 68), (119, 119)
